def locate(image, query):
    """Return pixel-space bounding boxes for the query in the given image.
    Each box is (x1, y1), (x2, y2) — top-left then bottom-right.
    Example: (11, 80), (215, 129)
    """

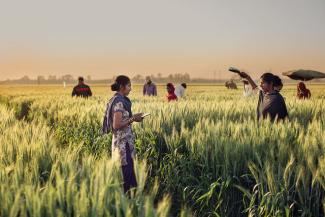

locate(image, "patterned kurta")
(111, 102), (135, 166)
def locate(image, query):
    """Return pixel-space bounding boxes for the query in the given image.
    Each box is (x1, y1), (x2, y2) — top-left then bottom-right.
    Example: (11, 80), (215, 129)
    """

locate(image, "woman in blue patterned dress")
(102, 75), (143, 193)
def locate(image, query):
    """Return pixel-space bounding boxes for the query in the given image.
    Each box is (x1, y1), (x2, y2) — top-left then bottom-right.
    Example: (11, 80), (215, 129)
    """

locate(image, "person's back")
(72, 77), (92, 98)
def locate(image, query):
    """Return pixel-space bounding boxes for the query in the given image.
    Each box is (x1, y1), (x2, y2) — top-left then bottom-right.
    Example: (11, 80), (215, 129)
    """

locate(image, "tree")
(61, 74), (73, 82)
(132, 74), (143, 83)
(37, 75), (45, 85)
(37, 76), (45, 81)
(48, 75), (57, 81)
(20, 75), (30, 81)
(183, 73), (190, 82)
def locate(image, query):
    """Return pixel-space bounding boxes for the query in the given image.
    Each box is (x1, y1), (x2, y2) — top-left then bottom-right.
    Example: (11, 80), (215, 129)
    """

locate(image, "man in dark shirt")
(72, 77), (92, 98)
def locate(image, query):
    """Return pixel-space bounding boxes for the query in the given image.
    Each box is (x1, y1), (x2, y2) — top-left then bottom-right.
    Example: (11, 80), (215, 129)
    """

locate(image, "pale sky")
(1, 0), (325, 80)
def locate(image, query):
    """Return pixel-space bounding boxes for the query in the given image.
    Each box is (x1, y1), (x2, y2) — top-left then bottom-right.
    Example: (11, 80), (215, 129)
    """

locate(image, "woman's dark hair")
(181, 83), (187, 88)
(273, 75), (283, 87)
(260, 73), (274, 84)
(111, 75), (131, 91)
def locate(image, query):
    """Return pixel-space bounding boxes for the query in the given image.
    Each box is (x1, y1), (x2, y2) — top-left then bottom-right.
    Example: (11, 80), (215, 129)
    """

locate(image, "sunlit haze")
(1, 0), (325, 80)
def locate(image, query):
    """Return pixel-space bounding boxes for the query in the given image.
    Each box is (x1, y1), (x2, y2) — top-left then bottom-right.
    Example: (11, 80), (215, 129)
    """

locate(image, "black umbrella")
(229, 67), (244, 77)
(282, 69), (325, 81)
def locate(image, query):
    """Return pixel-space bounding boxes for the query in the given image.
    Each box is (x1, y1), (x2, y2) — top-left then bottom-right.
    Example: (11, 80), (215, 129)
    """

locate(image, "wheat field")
(0, 84), (324, 217)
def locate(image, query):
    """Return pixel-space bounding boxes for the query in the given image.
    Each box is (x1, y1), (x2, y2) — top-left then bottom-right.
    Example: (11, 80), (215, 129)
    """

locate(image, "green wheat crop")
(0, 84), (324, 217)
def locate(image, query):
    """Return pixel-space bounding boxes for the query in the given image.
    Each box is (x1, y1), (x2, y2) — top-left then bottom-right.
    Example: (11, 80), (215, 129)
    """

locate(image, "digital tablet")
(141, 113), (151, 118)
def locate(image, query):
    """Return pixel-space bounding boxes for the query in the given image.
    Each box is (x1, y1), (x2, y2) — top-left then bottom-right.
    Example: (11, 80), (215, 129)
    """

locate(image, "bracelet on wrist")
(129, 117), (134, 124)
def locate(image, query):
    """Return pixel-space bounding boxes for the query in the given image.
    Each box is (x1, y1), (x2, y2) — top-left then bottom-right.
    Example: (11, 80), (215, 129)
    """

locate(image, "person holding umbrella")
(230, 68), (288, 122)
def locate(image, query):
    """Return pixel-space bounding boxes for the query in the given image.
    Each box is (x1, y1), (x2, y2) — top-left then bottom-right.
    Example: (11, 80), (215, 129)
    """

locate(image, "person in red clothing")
(297, 82), (311, 99)
(166, 83), (177, 102)
(72, 77), (92, 98)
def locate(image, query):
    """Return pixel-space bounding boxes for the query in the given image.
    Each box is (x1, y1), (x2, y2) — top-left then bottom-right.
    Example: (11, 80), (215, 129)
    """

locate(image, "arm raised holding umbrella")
(229, 67), (288, 122)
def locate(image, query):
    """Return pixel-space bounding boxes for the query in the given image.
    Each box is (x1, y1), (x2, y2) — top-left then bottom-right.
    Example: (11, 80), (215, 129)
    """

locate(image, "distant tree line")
(1, 73), (198, 85)
(0, 74), (91, 85)
(130, 73), (191, 83)
(1, 73), (323, 85)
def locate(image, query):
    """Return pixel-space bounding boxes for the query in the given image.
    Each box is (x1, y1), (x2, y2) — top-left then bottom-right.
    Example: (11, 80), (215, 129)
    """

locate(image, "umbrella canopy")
(282, 69), (325, 81)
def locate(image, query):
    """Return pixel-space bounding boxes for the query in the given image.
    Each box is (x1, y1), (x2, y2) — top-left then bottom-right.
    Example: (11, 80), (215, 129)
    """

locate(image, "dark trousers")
(121, 143), (137, 193)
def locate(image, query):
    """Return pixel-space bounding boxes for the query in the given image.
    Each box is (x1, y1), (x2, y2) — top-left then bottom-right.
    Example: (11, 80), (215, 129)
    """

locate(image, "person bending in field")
(166, 83), (178, 102)
(72, 77), (92, 98)
(297, 82), (311, 99)
(102, 75), (144, 194)
(239, 71), (288, 122)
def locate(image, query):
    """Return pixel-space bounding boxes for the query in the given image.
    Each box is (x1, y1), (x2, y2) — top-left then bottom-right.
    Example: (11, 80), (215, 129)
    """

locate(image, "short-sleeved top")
(111, 102), (135, 166)
(257, 90), (288, 121)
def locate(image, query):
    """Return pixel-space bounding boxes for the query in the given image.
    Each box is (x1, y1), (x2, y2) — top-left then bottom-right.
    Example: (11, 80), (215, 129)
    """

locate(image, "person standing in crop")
(242, 80), (254, 97)
(239, 72), (288, 121)
(102, 75), (144, 194)
(166, 83), (178, 102)
(143, 76), (157, 96)
(175, 83), (187, 99)
(72, 77), (92, 98)
(297, 82), (311, 99)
